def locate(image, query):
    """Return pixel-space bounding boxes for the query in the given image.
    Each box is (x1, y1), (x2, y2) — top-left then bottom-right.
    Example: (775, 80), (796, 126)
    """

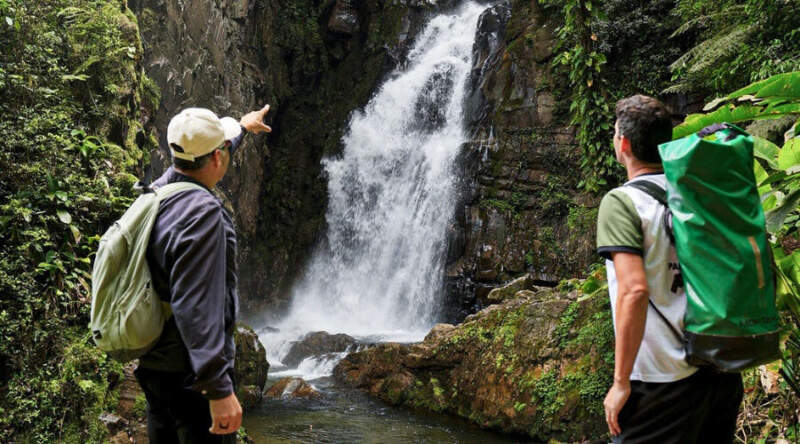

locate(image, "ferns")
(665, 24), (756, 94)
(665, 0), (800, 96)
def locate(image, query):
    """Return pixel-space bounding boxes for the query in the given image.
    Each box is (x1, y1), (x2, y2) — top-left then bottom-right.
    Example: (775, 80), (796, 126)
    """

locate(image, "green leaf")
(674, 104), (794, 139)
(56, 210), (71, 224)
(61, 74), (89, 82)
(753, 160), (771, 195)
(758, 170), (788, 188)
(78, 380), (95, 391)
(753, 136), (779, 169)
(727, 72), (800, 102)
(69, 225), (81, 243)
(765, 188), (800, 234)
(703, 96), (727, 111)
(779, 138), (800, 171)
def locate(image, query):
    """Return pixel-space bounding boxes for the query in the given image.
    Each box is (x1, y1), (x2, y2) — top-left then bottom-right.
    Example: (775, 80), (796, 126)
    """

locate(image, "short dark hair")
(172, 143), (215, 171)
(615, 95), (672, 163)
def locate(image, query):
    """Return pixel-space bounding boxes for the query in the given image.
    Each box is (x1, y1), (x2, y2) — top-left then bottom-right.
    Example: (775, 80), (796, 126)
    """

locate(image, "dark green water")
(243, 376), (523, 444)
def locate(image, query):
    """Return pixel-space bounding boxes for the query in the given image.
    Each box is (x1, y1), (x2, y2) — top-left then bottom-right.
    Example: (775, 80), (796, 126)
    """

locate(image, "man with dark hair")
(597, 95), (743, 443)
(135, 105), (271, 443)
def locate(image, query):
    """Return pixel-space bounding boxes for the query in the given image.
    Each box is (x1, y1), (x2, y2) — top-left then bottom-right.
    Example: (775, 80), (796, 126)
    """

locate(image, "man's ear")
(212, 148), (224, 167)
(619, 134), (632, 155)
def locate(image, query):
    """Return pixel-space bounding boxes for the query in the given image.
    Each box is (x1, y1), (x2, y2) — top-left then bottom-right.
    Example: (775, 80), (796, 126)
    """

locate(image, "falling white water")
(261, 2), (490, 375)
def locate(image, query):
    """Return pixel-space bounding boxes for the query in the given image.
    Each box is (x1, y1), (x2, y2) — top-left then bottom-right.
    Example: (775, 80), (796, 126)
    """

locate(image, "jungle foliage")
(666, 0), (800, 97)
(0, 0), (156, 440)
(545, 0), (799, 193)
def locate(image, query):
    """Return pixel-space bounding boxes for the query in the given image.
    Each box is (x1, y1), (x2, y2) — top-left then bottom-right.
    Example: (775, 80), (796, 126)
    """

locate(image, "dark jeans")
(614, 367), (743, 444)
(134, 367), (237, 444)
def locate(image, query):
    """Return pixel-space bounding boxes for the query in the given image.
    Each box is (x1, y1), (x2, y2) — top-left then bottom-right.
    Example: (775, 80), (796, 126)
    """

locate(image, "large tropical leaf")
(778, 138), (800, 171)
(765, 188), (800, 234)
(754, 136), (780, 169)
(675, 104), (800, 138)
(727, 72), (800, 103)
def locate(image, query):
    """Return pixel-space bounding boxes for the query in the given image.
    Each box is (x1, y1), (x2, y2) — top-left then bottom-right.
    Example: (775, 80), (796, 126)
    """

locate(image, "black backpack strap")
(646, 298), (685, 345)
(627, 180), (675, 245)
(625, 180), (685, 345)
(626, 180), (667, 206)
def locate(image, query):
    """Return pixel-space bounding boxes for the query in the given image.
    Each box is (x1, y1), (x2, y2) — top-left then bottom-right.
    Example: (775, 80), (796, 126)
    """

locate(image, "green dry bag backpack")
(632, 123), (781, 372)
(89, 181), (206, 361)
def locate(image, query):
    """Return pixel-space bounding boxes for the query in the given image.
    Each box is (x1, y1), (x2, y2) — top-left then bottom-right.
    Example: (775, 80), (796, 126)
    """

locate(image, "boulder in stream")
(283, 331), (358, 368)
(235, 323), (270, 409)
(265, 377), (321, 399)
(334, 285), (614, 442)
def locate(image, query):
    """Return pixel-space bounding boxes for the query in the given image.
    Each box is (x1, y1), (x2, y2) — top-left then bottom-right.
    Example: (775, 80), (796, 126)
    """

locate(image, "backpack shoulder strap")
(624, 179), (685, 345)
(152, 181), (208, 201)
(626, 179), (667, 207)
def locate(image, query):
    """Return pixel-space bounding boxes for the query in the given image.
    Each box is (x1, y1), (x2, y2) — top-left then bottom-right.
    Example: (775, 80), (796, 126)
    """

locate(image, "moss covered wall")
(0, 0), (157, 440)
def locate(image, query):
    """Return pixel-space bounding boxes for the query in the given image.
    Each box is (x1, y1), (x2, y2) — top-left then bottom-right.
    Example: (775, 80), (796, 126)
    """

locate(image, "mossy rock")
(335, 283), (614, 442)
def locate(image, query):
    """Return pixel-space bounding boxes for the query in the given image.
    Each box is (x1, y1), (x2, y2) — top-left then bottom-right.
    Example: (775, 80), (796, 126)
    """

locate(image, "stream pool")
(243, 375), (522, 444)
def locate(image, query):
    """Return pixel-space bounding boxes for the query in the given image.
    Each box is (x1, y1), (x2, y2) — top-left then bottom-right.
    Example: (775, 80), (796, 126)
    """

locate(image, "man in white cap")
(135, 105), (271, 443)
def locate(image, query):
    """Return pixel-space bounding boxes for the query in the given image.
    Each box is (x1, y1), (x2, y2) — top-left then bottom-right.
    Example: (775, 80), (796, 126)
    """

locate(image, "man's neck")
(626, 163), (663, 181)
(174, 167), (216, 190)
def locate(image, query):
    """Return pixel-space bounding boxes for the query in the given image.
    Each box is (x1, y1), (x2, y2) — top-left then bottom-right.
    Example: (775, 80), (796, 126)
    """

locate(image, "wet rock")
(335, 287), (614, 441)
(424, 323), (455, 342)
(99, 412), (125, 436)
(328, 0), (359, 36)
(283, 331), (357, 368)
(413, 63), (456, 133)
(484, 274), (536, 304)
(264, 377), (321, 399)
(234, 323), (270, 409)
(464, 1), (511, 126)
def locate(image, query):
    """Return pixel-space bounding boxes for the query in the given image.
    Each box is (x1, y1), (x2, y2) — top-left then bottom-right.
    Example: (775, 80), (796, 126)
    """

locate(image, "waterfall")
(261, 2), (489, 374)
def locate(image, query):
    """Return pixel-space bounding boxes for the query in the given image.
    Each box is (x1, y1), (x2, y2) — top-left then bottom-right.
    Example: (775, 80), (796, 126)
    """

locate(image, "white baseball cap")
(167, 108), (227, 161)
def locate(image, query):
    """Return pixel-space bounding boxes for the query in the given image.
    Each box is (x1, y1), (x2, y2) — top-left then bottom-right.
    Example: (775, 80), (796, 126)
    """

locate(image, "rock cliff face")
(334, 281), (614, 441)
(441, 0), (598, 321)
(130, 0), (475, 315)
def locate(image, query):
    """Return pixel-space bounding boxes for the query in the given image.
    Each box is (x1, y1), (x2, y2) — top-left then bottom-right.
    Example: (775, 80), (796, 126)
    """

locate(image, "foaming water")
(260, 2), (490, 378)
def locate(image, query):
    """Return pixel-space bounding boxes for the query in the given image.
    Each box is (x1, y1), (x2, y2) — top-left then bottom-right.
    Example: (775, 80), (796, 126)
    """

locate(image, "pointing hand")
(240, 104), (272, 134)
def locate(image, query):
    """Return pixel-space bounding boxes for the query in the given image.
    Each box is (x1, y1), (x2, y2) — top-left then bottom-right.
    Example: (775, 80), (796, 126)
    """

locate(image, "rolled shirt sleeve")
(596, 188), (644, 259)
(168, 198), (233, 399)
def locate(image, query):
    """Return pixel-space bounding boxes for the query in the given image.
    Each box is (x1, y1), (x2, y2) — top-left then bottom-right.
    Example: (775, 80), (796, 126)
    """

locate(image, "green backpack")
(90, 181), (206, 361)
(629, 123), (781, 372)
